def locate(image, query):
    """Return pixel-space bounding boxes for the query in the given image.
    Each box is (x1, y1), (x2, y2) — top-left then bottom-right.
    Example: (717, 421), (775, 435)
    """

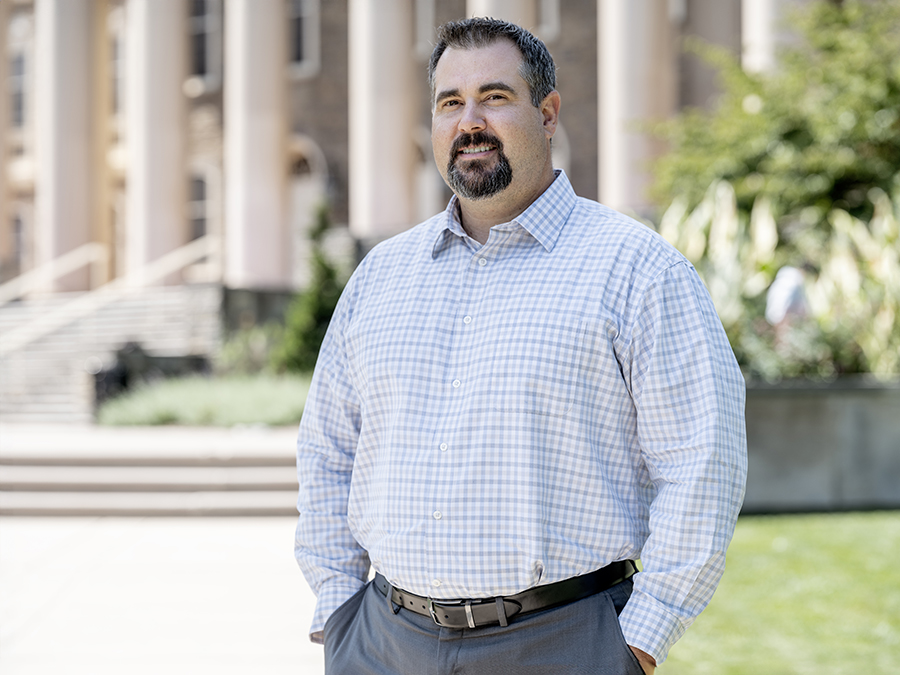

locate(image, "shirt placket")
(424, 243), (494, 596)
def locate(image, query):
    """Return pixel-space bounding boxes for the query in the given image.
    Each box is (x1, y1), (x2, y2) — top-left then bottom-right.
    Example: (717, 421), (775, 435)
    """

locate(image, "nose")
(458, 102), (486, 134)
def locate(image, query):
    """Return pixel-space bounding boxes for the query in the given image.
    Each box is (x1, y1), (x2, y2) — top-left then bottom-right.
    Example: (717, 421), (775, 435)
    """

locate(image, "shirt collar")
(431, 169), (577, 258)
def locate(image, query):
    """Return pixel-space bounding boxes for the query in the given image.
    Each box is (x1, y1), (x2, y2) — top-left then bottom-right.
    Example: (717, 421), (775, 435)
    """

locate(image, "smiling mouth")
(458, 145), (495, 156)
(450, 132), (504, 164)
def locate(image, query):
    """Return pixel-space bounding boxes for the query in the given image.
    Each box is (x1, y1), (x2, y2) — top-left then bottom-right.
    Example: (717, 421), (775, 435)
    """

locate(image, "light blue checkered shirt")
(295, 171), (747, 663)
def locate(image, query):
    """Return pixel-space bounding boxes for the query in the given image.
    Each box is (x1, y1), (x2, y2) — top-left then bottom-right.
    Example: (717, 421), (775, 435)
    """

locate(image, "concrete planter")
(743, 378), (900, 513)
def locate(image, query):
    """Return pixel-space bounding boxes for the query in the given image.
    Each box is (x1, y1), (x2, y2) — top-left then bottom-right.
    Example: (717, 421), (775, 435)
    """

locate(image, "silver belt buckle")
(427, 598), (475, 628)
(427, 598), (441, 625)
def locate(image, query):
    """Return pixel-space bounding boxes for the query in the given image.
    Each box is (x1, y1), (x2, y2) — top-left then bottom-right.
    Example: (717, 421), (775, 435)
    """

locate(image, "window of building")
(7, 13), (32, 149)
(189, 176), (207, 240)
(185, 0), (222, 96)
(107, 5), (126, 118)
(110, 37), (121, 114)
(190, 0), (209, 76)
(288, 0), (320, 79)
(9, 52), (25, 128)
(12, 213), (24, 270)
(7, 205), (32, 277)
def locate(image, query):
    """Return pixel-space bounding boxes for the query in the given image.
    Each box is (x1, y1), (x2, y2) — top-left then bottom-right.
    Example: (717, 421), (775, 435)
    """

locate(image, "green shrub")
(270, 204), (347, 373)
(658, 182), (899, 380)
(215, 323), (285, 375)
(96, 374), (311, 427)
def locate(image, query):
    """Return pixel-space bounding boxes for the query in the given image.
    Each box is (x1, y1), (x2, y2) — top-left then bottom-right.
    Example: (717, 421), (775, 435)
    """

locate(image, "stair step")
(0, 451), (293, 465)
(0, 424), (298, 516)
(0, 413), (94, 424)
(0, 465), (298, 492)
(0, 490), (298, 516)
(0, 284), (222, 421)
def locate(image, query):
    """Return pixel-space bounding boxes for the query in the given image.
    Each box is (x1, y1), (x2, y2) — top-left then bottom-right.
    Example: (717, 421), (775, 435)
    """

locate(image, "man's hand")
(629, 646), (656, 674)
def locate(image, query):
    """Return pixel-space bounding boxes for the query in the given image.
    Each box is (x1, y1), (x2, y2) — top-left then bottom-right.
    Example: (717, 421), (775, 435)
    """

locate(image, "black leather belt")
(374, 560), (637, 629)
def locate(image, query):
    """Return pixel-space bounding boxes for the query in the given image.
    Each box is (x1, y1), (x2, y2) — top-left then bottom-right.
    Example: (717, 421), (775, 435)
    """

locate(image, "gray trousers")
(323, 577), (646, 675)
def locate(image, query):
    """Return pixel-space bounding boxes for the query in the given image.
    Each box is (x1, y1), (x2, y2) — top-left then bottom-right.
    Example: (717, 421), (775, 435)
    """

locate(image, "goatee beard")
(446, 132), (513, 200)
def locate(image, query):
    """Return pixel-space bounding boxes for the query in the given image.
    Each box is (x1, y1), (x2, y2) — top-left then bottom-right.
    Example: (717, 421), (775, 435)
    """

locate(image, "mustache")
(451, 131), (503, 159)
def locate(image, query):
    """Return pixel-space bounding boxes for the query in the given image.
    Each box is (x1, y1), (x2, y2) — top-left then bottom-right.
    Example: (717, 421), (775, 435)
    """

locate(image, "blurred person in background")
(295, 17), (747, 675)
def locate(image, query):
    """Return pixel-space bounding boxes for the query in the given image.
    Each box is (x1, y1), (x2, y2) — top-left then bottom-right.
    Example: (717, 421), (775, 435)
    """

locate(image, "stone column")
(0, 0), (8, 272)
(125, 0), (186, 282)
(597, 0), (677, 215)
(33, 0), (93, 291)
(224, 0), (289, 289)
(348, 0), (416, 241)
(742, 0), (776, 73)
(467, 0), (537, 28)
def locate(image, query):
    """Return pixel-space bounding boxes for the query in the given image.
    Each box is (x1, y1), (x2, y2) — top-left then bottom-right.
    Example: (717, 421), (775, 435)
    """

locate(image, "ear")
(540, 90), (561, 139)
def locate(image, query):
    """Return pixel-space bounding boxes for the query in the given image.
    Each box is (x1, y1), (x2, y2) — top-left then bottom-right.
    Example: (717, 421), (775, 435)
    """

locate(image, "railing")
(0, 236), (220, 357)
(0, 242), (109, 306)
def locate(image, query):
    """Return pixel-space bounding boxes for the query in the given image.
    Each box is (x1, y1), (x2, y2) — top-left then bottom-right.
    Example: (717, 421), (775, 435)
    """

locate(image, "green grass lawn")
(662, 511), (900, 674)
(96, 373), (311, 427)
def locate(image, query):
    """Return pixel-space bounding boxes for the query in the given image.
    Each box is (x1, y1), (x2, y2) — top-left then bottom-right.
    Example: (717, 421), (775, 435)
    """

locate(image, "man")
(296, 17), (746, 675)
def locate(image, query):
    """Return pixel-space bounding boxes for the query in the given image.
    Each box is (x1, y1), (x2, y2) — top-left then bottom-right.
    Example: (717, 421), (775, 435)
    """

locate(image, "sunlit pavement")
(0, 423), (324, 674)
(0, 516), (324, 675)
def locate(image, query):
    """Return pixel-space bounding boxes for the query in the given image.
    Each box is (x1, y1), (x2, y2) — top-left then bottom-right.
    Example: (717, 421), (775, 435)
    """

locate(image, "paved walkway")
(0, 424), (324, 674)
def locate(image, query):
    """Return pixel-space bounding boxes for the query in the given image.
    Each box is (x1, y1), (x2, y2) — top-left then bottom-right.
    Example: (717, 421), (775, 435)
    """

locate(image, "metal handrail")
(0, 236), (220, 356)
(0, 242), (109, 306)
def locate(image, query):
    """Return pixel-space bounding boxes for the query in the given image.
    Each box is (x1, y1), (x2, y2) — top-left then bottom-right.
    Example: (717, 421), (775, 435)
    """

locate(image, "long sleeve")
(294, 282), (370, 640)
(616, 261), (748, 663)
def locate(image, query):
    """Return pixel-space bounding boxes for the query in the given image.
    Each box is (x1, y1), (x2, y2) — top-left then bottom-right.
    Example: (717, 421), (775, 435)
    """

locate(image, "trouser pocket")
(323, 583), (370, 672)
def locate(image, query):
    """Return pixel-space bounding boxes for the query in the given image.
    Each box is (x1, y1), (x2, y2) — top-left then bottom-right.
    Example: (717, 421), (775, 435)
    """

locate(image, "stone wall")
(743, 380), (900, 512)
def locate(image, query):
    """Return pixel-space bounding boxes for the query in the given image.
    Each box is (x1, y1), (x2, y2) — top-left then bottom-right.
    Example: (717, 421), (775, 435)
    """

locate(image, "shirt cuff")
(618, 587), (688, 665)
(308, 578), (366, 639)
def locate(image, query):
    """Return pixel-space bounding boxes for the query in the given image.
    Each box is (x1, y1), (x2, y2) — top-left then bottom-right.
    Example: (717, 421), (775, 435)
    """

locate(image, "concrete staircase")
(0, 284), (222, 424)
(0, 425), (299, 516)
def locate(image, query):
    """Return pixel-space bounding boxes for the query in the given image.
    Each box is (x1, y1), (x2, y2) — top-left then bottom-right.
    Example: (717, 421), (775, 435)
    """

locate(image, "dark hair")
(428, 17), (557, 108)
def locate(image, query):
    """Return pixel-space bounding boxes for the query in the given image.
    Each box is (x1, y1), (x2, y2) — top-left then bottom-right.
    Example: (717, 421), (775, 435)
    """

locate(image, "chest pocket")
(489, 318), (584, 416)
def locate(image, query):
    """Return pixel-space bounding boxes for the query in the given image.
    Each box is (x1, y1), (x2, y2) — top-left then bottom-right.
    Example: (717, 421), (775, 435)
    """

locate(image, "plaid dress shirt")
(295, 171), (747, 663)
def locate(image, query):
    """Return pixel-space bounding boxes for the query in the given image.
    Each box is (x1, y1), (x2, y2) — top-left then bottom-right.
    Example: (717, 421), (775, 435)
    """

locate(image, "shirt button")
(452, 379), (461, 388)
(463, 315), (472, 325)
(432, 579), (442, 588)
(478, 258), (487, 267)
(439, 443), (448, 452)
(433, 511), (443, 520)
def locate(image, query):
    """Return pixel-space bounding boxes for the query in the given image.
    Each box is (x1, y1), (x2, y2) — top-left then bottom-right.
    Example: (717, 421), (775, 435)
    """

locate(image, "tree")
(270, 204), (347, 373)
(651, 0), (900, 380)
(653, 0), (900, 227)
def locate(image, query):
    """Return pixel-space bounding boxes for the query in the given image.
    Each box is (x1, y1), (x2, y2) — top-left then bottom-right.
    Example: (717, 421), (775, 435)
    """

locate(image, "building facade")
(0, 0), (798, 295)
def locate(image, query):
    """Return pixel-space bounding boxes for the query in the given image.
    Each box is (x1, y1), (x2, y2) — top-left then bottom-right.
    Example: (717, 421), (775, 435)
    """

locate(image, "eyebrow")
(434, 81), (519, 104)
(478, 81), (517, 96)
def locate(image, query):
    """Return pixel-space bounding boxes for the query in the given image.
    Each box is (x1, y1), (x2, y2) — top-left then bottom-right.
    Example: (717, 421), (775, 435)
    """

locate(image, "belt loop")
(495, 597), (508, 627)
(465, 601), (476, 629)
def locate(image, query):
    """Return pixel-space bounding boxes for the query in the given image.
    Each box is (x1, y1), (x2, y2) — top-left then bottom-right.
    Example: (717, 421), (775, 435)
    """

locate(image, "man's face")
(431, 41), (557, 205)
